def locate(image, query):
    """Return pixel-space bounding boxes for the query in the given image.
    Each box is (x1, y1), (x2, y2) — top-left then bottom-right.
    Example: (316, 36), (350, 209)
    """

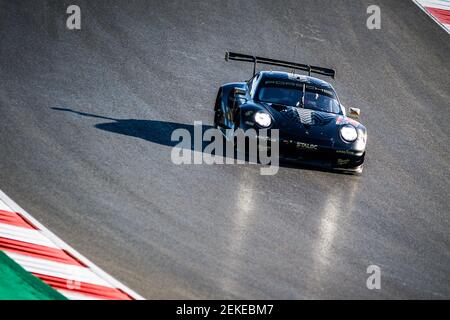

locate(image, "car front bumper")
(242, 134), (365, 172)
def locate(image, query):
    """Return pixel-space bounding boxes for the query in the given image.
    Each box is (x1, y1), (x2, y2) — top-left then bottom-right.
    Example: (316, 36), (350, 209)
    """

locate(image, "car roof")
(258, 70), (333, 89)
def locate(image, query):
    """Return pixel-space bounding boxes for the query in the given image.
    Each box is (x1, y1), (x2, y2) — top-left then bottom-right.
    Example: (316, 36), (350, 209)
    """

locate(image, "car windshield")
(256, 80), (341, 114)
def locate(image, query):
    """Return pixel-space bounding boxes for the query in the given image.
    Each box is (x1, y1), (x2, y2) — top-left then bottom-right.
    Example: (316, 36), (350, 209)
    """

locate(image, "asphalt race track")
(0, 0), (449, 299)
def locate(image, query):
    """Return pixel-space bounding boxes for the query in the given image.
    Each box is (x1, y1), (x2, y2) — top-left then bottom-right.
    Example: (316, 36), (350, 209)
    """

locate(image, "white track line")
(57, 289), (104, 300)
(415, 0), (450, 10)
(6, 252), (113, 287)
(0, 223), (59, 248)
(0, 200), (12, 212)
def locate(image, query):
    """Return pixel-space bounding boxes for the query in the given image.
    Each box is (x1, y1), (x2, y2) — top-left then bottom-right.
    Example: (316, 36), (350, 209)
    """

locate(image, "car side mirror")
(348, 107), (361, 120)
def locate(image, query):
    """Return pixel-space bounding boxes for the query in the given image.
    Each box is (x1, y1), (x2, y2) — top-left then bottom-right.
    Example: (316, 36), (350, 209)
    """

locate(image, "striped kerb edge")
(0, 192), (143, 300)
(413, 0), (450, 33)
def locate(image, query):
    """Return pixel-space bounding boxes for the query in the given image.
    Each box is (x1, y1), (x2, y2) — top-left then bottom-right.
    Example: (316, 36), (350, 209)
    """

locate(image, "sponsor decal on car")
(336, 149), (357, 155)
(296, 142), (319, 150)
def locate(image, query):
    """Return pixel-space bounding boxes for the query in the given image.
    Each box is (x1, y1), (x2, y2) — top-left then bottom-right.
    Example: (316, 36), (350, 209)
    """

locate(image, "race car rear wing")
(225, 51), (336, 79)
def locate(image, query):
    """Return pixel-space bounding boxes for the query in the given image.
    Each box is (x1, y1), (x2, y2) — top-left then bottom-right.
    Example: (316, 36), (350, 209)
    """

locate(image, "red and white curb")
(413, 0), (450, 34)
(0, 189), (144, 300)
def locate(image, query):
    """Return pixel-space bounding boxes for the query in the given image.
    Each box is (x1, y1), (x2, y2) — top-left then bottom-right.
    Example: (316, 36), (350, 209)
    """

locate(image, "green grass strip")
(0, 251), (67, 300)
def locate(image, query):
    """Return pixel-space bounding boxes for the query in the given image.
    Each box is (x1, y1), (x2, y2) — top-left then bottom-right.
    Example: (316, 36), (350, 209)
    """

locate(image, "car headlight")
(254, 111), (272, 128)
(340, 125), (358, 142)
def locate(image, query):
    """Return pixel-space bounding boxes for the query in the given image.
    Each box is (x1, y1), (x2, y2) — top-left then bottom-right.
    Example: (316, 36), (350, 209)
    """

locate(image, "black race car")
(213, 52), (367, 173)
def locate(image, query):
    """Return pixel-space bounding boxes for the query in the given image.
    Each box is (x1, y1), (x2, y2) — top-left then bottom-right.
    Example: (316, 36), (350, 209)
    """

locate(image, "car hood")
(262, 103), (351, 146)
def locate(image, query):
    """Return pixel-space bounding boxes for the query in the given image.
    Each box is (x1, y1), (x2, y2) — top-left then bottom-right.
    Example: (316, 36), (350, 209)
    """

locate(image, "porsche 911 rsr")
(213, 52), (367, 173)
